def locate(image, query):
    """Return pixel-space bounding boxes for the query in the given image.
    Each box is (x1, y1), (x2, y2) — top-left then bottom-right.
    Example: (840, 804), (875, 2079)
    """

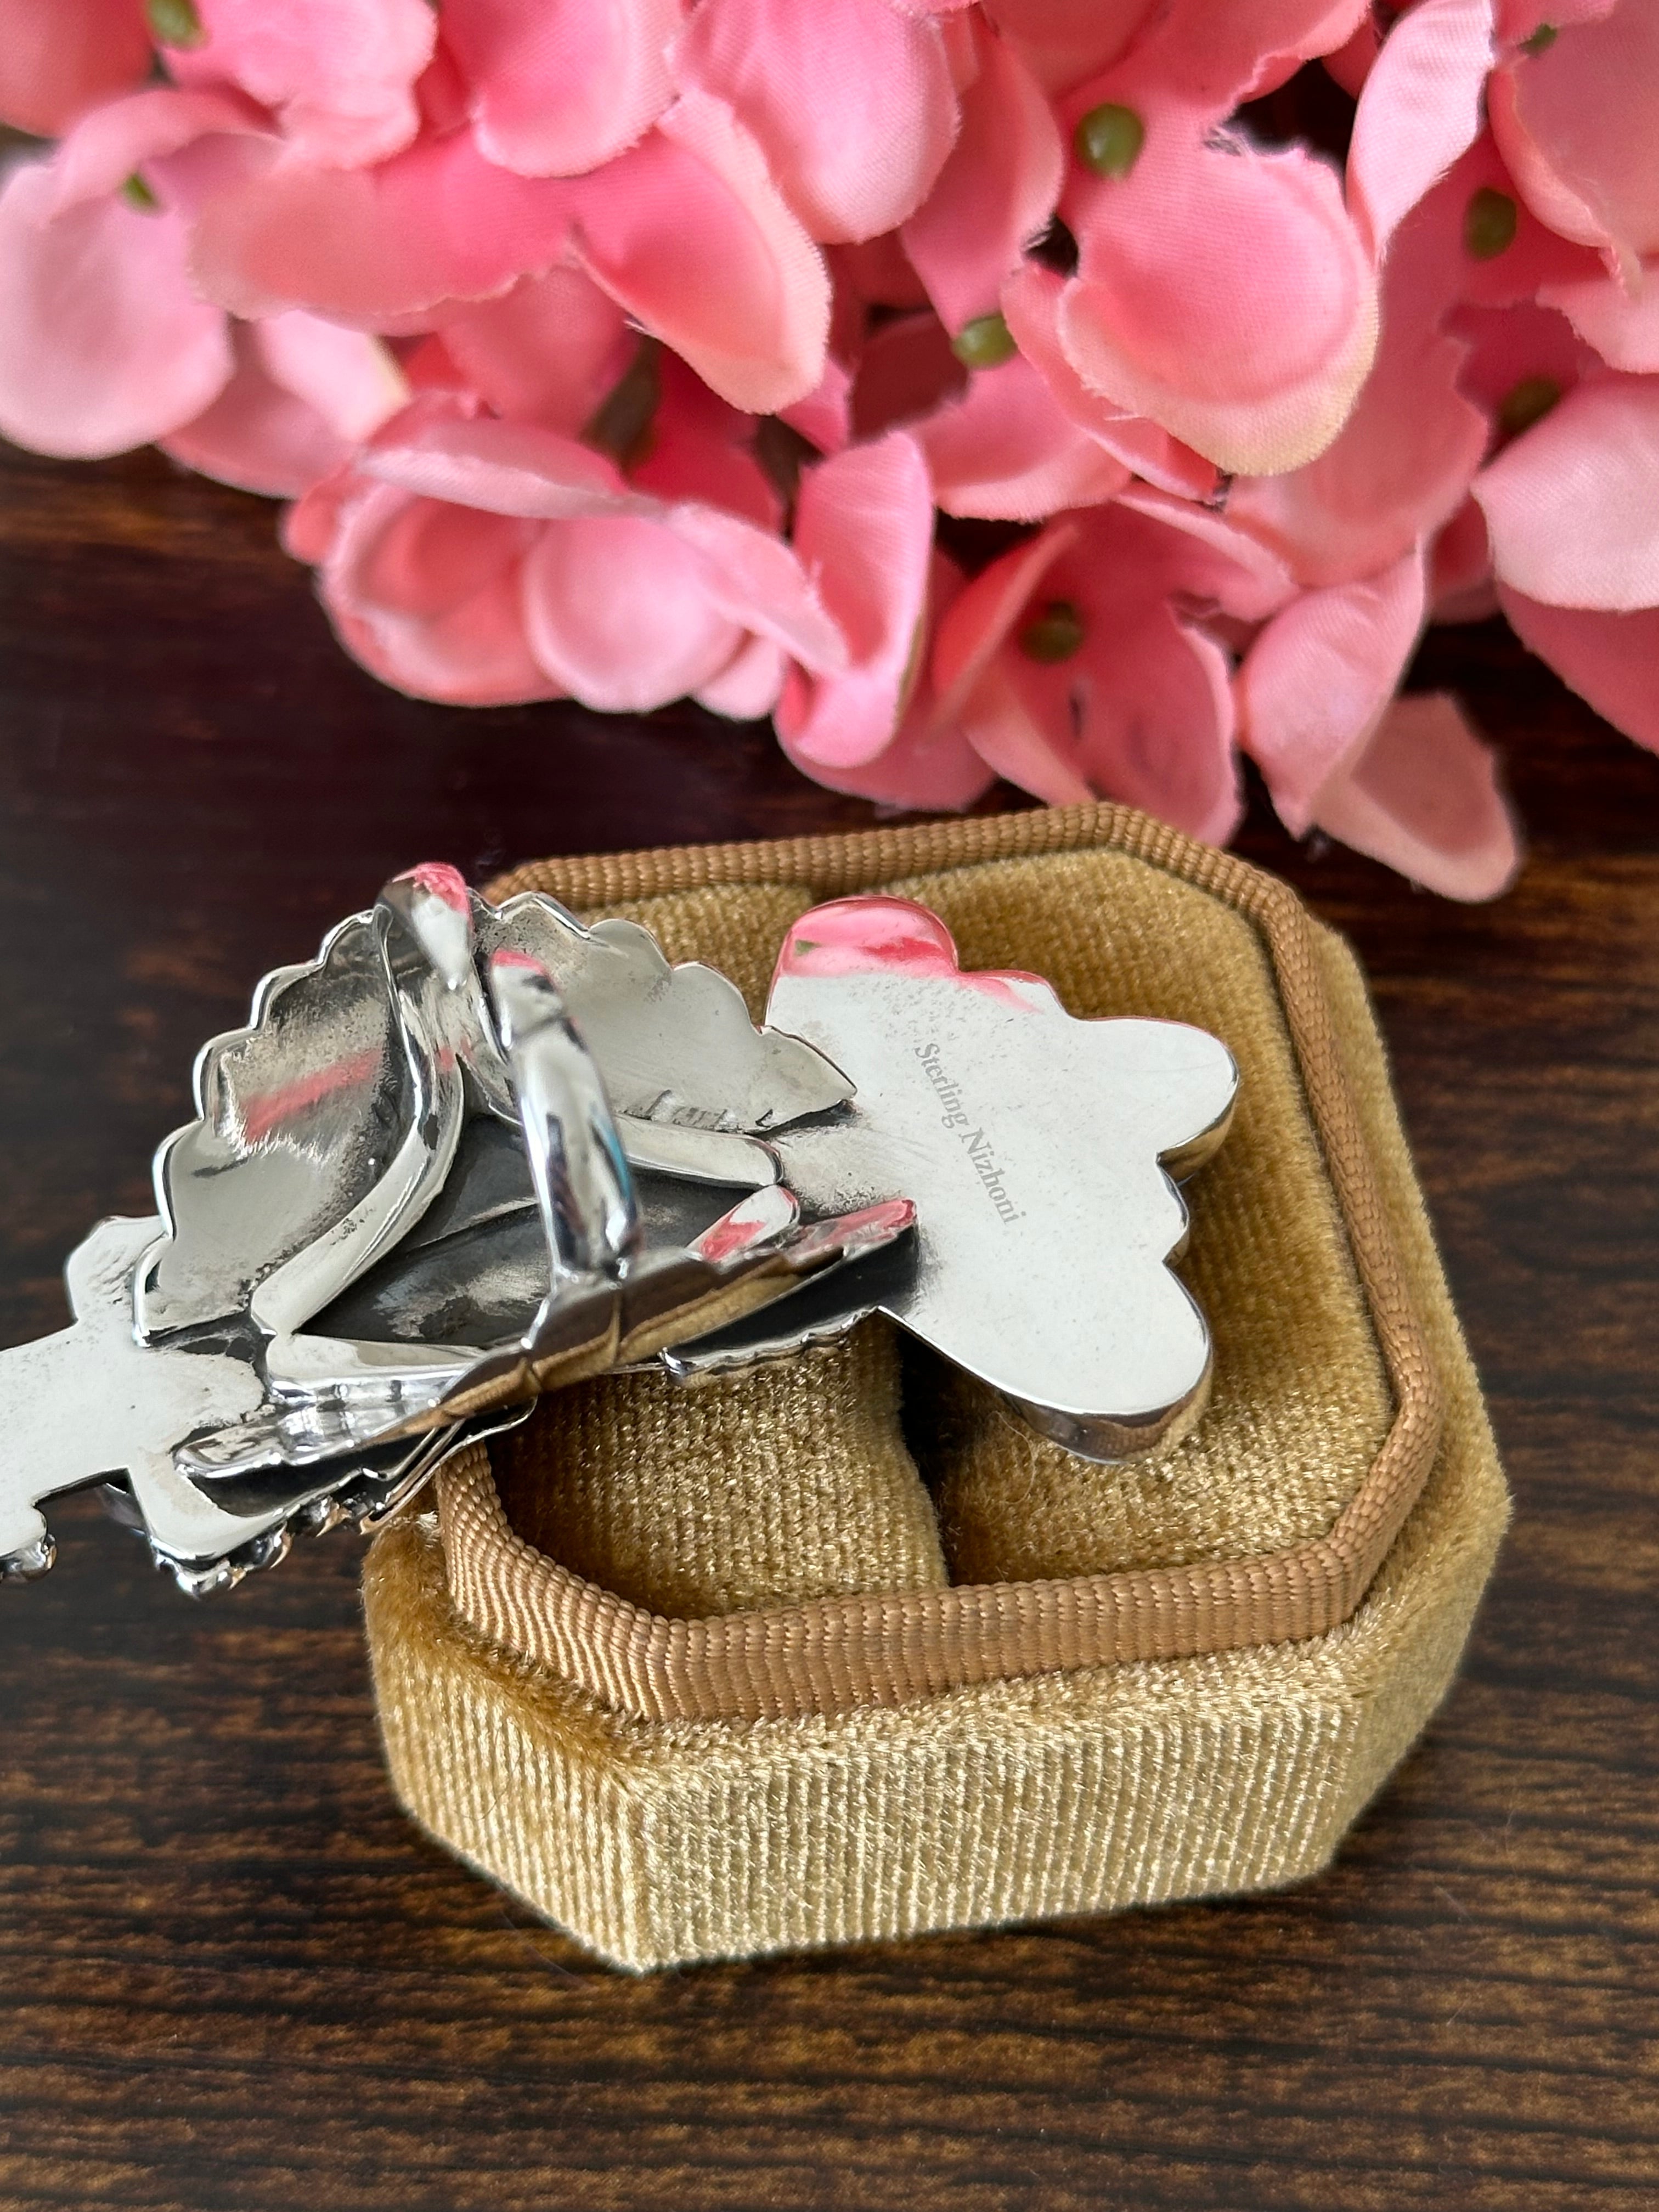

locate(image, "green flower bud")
(1499, 374), (1562, 439)
(1018, 600), (1086, 664)
(146, 0), (205, 47)
(951, 312), (1017, 370)
(1074, 103), (1144, 180)
(1521, 22), (1558, 53)
(1464, 185), (1519, 260)
(121, 172), (161, 212)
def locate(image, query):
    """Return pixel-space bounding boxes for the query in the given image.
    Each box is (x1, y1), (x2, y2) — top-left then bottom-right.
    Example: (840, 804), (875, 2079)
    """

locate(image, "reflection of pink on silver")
(790, 1198), (917, 1262)
(398, 861), (469, 909)
(690, 1185), (799, 1264)
(775, 896), (1048, 1008)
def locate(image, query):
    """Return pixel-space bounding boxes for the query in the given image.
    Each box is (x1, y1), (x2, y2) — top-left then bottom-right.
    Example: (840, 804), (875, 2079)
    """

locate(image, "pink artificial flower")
(978, 0), (1159, 95)
(439, 0), (684, 179)
(0, 89), (405, 486)
(0, 0), (152, 139)
(285, 376), (966, 740)
(899, 12), (1062, 332)
(1225, 165), (1491, 590)
(1218, 114), (1532, 901)
(160, 0), (438, 168)
(837, 295), (1130, 520)
(1476, 375), (1659, 751)
(1487, 0), (1659, 284)
(1028, 0), (1382, 475)
(776, 550), (997, 809)
(186, 88), (830, 414)
(927, 498), (1286, 840)
(1236, 545), (1521, 900)
(159, 0), (687, 178)
(914, 348), (1132, 520)
(776, 430), (978, 792)
(1369, 125), (1659, 765)
(676, 0), (962, 244)
(78, 0), (828, 414)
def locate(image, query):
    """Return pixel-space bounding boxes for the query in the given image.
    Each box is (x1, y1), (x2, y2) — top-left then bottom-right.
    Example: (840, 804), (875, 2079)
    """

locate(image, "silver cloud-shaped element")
(478, 896), (855, 1130)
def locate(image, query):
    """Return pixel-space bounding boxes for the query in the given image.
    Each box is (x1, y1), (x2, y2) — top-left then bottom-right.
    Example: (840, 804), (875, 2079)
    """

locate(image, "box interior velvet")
(360, 804), (1508, 1971)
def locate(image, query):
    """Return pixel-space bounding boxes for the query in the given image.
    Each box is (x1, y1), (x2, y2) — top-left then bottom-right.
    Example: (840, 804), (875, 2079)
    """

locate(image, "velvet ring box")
(361, 804), (1508, 1971)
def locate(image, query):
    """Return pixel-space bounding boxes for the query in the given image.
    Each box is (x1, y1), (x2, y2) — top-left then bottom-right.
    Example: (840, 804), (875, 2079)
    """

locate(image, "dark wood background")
(1, 438), (1654, 2211)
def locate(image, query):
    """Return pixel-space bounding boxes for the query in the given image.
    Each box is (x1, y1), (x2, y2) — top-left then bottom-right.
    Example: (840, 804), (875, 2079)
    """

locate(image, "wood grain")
(1, 441), (1655, 2212)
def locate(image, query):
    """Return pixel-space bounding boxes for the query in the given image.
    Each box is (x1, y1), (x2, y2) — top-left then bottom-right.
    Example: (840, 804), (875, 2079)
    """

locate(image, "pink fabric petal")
(173, 0), (436, 168)
(779, 354), (853, 454)
(44, 87), (267, 215)
(1311, 692), (1521, 900)
(283, 467), (356, 565)
(320, 479), (558, 703)
(1540, 265), (1659, 374)
(251, 311), (408, 439)
(630, 351), (780, 531)
(1113, 486), (1299, 620)
(1489, 0), (1659, 275)
(779, 551), (995, 806)
(849, 310), (967, 437)
(930, 519), (1077, 724)
(1323, 18), (1381, 96)
(162, 324), (354, 496)
(359, 390), (843, 676)
(662, 502), (847, 670)
(1080, 0), (1368, 114)
(678, 0), (958, 243)
(1495, 0), (1620, 33)
(944, 651), (1094, 803)
(1238, 548), (1426, 831)
(694, 634), (787, 718)
(1347, 0), (1493, 258)
(1085, 614), (1240, 842)
(1417, 136), (1603, 314)
(1000, 264), (1220, 497)
(567, 93), (831, 413)
(189, 127), (583, 325)
(360, 405), (634, 518)
(0, 161), (233, 458)
(979, 0), (1154, 94)
(443, 0), (679, 177)
(901, 21), (1062, 331)
(1474, 375), (1659, 610)
(778, 692), (997, 805)
(775, 431), (935, 768)
(1059, 126), (1378, 475)
(1430, 495), (1498, 620)
(0, 0), (152, 137)
(970, 512), (1244, 837)
(437, 269), (632, 433)
(916, 352), (1130, 519)
(1226, 206), (1488, 587)
(1499, 586), (1659, 752)
(522, 514), (744, 710)
(1450, 299), (1597, 421)
(935, 507), (1243, 837)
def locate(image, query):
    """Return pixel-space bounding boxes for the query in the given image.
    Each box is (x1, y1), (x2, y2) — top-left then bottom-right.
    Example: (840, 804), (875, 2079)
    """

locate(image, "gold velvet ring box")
(361, 805), (1508, 1971)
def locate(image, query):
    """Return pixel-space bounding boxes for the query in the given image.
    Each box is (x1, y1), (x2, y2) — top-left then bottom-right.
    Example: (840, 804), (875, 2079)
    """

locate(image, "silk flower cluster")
(2, 0), (1656, 898)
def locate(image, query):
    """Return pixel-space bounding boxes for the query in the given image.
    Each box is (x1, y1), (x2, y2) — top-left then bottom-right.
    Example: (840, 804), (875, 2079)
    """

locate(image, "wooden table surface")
(1, 440), (1655, 2212)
